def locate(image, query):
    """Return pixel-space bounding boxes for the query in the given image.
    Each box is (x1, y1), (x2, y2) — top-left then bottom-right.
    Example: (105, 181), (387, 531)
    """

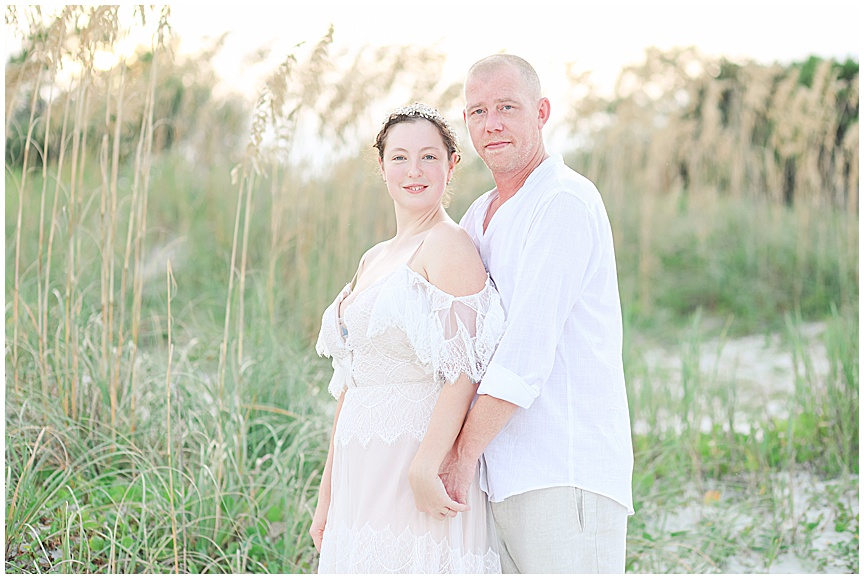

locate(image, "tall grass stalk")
(64, 67), (87, 419)
(236, 169), (256, 389)
(128, 12), (164, 432)
(6, 428), (47, 533)
(42, 88), (71, 413)
(165, 260), (180, 572)
(13, 64), (45, 395)
(213, 144), (249, 542)
(100, 59), (125, 428)
(35, 32), (62, 399)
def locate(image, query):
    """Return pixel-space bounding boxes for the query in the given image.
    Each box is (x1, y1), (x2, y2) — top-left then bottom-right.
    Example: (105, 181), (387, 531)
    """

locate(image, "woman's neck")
(393, 204), (448, 241)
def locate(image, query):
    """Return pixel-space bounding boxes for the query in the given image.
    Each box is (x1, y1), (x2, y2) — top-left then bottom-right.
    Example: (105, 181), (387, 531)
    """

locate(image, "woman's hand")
(408, 459), (470, 520)
(309, 498), (329, 553)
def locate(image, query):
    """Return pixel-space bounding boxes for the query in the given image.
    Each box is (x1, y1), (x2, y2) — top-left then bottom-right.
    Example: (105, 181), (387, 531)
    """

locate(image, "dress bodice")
(315, 264), (505, 573)
(316, 265), (505, 446)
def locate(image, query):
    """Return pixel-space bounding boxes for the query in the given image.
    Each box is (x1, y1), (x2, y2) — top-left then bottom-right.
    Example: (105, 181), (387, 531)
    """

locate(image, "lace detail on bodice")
(336, 383), (439, 446)
(315, 265), (505, 446)
(319, 521), (501, 574)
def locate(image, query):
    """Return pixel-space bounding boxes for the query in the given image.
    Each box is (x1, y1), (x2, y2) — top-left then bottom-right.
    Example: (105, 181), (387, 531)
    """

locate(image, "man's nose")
(485, 109), (503, 132)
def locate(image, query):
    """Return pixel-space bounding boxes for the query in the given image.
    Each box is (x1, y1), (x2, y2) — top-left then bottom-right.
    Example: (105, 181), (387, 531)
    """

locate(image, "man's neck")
(493, 150), (550, 202)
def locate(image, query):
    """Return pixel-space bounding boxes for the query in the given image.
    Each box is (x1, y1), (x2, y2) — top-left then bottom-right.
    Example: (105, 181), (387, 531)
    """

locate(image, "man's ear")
(538, 97), (551, 129)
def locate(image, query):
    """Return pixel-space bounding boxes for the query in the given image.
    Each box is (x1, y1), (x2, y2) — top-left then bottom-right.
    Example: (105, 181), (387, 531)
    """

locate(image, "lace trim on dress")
(318, 521), (501, 574)
(315, 283), (352, 398)
(315, 265), (506, 401)
(367, 266), (505, 385)
(334, 383), (439, 446)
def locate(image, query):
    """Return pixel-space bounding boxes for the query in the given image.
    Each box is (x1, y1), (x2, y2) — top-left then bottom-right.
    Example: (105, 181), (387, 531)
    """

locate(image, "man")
(443, 54), (634, 573)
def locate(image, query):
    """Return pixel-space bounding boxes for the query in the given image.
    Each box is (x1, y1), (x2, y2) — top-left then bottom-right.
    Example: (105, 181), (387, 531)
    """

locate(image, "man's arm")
(439, 394), (518, 503)
(443, 190), (599, 500)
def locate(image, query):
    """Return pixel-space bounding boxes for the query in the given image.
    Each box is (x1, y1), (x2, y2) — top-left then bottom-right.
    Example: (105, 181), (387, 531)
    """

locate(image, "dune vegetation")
(5, 6), (857, 573)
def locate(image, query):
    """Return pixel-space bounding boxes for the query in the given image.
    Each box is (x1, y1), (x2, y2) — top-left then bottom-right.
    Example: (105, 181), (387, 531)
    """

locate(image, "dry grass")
(565, 47), (858, 314)
(566, 46), (858, 210)
(5, 6), (464, 572)
(4, 7), (857, 573)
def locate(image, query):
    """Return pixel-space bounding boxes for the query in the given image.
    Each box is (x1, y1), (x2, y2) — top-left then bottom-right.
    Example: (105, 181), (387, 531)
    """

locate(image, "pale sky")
(164, 0), (860, 152)
(4, 2), (860, 159)
(168, 0), (860, 101)
(6, 2), (860, 110)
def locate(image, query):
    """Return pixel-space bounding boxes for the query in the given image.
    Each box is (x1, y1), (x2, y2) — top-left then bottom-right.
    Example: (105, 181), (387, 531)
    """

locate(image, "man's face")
(464, 64), (542, 176)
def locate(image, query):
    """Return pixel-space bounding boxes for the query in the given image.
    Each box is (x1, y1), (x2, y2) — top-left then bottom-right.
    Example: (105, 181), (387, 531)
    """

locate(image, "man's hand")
(409, 459), (470, 520)
(438, 446), (476, 506)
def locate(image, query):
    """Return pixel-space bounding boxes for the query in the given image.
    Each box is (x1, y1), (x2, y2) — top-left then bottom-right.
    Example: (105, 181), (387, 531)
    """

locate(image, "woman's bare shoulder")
(424, 220), (476, 254)
(420, 221), (487, 296)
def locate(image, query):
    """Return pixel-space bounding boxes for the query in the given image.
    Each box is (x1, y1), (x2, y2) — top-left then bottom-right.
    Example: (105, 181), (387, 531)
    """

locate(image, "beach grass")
(5, 6), (858, 573)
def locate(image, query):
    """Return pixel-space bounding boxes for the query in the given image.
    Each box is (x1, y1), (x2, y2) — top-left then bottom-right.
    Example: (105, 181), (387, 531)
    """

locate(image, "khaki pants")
(489, 486), (628, 574)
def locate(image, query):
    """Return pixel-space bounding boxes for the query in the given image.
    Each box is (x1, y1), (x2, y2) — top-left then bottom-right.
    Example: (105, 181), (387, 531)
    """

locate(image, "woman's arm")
(408, 221), (489, 519)
(408, 374), (477, 519)
(309, 390), (345, 552)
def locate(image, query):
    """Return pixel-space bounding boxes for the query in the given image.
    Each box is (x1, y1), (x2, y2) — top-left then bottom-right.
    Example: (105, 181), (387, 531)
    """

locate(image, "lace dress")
(315, 264), (505, 574)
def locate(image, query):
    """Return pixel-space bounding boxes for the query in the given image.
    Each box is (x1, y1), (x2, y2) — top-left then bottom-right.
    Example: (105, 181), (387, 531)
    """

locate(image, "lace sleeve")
(367, 268), (505, 385)
(324, 357), (350, 399)
(425, 281), (505, 384)
(315, 288), (351, 399)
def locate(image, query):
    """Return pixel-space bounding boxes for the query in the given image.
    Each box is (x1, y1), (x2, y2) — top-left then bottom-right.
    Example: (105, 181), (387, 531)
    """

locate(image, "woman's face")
(378, 119), (456, 211)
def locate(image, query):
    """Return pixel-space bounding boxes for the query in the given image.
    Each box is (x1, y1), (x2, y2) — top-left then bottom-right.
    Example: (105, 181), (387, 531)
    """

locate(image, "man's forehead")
(464, 81), (525, 106)
(467, 63), (520, 83)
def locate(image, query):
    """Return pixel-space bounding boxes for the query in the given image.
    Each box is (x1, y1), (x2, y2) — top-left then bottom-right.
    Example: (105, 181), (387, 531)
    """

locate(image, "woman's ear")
(447, 152), (458, 183)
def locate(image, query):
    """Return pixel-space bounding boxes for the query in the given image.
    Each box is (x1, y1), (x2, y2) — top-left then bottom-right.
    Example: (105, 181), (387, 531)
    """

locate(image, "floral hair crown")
(385, 103), (458, 141)
(374, 102), (460, 159)
(389, 102), (447, 124)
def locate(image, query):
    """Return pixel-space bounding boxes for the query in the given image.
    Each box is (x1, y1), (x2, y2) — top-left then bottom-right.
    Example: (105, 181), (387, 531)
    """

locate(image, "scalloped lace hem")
(318, 522), (501, 574)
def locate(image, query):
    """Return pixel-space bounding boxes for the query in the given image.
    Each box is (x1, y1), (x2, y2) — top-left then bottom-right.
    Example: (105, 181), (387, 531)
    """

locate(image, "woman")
(310, 103), (504, 573)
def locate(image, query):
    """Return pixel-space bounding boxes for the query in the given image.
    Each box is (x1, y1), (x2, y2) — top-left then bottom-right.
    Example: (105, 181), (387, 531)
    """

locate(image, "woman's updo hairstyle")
(373, 102), (461, 165)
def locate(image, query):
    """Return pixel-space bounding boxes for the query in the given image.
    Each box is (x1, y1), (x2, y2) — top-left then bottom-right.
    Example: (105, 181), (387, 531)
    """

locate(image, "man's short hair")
(466, 54), (542, 100)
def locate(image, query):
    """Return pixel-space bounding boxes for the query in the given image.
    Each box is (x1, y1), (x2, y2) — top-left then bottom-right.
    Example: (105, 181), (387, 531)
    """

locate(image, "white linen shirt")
(460, 154), (634, 514)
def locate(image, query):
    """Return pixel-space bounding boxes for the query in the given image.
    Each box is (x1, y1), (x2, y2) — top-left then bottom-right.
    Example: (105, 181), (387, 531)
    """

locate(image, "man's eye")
(502, 105), (513, 110)
(472, 108), (484, 115)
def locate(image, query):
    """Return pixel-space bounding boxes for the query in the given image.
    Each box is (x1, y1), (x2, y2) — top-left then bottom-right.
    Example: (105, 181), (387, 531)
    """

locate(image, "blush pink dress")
(315, 264), (505, 573)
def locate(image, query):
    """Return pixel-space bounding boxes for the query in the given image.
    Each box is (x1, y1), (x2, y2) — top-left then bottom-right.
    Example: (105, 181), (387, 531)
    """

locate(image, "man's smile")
(484, 140), (511, 151)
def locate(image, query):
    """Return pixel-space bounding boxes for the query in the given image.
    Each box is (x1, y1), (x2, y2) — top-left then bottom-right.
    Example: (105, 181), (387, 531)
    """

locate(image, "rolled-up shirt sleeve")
(477, 191), (597, 408)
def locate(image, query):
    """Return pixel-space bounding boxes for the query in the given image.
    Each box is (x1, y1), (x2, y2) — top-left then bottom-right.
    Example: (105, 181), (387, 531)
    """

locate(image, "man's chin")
(480, 156), (517, 175)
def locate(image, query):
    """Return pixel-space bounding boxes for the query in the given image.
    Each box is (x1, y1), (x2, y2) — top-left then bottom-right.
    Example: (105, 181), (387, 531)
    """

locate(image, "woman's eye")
(423, 154), (437, 161)
(392, 155), (406, 161)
